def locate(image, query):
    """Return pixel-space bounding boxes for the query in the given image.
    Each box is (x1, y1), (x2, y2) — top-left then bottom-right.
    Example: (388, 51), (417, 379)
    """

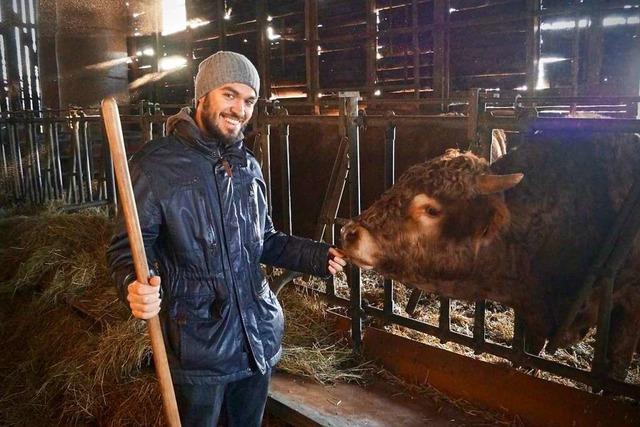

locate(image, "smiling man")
(107, 51), (345, 426)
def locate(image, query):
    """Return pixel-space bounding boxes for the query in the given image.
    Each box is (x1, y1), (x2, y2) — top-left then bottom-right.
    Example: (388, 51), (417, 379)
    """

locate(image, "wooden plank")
(361, 327), (640, 427)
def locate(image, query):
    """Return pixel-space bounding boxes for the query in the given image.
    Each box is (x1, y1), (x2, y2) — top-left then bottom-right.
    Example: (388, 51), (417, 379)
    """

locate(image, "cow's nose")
(341, 222), (360, 244)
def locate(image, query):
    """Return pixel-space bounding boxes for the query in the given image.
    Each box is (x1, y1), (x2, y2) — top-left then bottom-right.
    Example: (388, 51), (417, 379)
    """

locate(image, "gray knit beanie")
(194, 51), (260, 101)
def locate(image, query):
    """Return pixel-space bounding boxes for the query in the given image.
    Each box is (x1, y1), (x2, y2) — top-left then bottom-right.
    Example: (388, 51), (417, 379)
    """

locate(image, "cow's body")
(340, 132), (640, 379)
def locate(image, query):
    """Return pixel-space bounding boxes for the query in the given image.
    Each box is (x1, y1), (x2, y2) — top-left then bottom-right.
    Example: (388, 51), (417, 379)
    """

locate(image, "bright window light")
(267, 26), (281, 41)
(603, 16), (627, 27)
(162, 0), (187, 35)
(159, 55), (187, 71)
(188, 18), (210, 29)
(374, 89), (381, 96)
(142, 47), (155, 56)
(627, 16), (639, 25)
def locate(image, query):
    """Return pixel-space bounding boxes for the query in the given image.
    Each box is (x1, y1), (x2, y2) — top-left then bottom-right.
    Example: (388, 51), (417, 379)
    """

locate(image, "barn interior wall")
(268, 122), (467, 238)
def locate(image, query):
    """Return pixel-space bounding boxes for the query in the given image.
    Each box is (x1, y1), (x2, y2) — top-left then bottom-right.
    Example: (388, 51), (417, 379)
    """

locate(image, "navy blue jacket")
(107, 115), (330, 384)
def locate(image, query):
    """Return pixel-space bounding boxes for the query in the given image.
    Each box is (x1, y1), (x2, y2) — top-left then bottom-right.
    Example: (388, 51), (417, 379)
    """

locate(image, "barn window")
(162, 0), (187, 35)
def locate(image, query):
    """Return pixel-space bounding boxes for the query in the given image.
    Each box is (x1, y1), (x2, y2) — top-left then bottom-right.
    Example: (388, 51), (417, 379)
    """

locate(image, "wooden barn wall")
(266, 122), (468, 238)
(123, 1), (640, 106)
(120, 0), (640, 236)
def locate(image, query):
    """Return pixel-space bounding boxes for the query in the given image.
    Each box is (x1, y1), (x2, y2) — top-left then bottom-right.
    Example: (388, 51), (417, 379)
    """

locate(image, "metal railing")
(1, 92), (639, 401)
(0, 104), (169, 211)
(257, 91), (640, 401)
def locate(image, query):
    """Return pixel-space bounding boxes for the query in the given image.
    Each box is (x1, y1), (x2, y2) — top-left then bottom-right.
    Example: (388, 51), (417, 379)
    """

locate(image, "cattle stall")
(1, 91), (640, 424)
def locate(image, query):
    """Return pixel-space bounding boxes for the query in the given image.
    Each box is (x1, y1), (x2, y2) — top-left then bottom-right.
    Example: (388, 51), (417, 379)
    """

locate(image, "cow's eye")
(425, 206), (441, 217)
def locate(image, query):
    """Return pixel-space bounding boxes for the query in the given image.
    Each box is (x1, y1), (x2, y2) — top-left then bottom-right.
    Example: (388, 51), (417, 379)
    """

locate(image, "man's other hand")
(328, 247), (347, 275)
(127, 275), (162, 320)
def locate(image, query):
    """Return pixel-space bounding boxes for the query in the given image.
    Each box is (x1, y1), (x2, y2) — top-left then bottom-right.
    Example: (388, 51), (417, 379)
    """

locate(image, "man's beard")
(201, 98), (246, 145)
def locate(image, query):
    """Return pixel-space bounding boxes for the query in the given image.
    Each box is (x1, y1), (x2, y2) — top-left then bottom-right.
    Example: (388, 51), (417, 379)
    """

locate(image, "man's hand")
(328, 247), (347, 275)
(127, 275), (162, 320)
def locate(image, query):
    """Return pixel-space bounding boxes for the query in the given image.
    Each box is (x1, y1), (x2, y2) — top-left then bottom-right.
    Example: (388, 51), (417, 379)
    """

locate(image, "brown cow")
(340, 132), (640, 380)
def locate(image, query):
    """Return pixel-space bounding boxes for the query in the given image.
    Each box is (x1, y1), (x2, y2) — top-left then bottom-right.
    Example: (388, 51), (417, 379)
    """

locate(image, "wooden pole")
(100, 98), (181, 427)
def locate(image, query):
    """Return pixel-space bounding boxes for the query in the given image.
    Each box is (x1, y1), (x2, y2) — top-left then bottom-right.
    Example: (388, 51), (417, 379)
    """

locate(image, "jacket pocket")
(170, 294), (230, 370)
(254, 279), (284, 358)
(166, 185), (223, 275)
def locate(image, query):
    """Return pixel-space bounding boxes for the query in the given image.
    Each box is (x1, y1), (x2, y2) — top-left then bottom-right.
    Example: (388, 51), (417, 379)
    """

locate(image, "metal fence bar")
(342, 92), (363, 351)
(383, 118), (396, 316)
(79, 113), (93, 202)
(275, 104), (293, 235)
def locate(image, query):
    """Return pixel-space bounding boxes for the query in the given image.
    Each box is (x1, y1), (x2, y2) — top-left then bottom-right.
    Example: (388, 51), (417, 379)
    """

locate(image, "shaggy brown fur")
(342, 134), (640, 380)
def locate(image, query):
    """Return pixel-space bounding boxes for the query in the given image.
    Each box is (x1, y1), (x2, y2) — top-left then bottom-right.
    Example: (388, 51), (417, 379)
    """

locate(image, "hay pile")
(325, 269), (640, 389)
(0, 210), (161, 425)
(0, 211), (372, 425)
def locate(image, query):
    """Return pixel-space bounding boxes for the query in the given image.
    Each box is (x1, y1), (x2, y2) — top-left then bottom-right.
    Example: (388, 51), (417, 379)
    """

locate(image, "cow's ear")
(475, 173), (523, 195)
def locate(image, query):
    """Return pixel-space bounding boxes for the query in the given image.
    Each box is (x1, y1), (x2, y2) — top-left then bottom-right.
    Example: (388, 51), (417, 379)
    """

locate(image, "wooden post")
(433, 0), (449, 109)
(305, 0), (319, 113)
(383, 115), (396, 316)
(525, 0), (541, 95)
(411, 0), (420, 100)
(217, 0), (227, 50)
(585, 13), (604, 93)
(365, 0), (377, 97)
(341, 91), (362, 351)
(256, 0), (271, 101)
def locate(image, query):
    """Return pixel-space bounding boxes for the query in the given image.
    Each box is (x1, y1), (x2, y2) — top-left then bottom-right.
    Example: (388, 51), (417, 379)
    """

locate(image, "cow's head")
(340, 149), (523, 282)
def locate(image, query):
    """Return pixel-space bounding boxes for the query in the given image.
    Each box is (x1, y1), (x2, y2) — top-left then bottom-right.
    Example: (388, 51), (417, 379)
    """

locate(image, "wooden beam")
(365, 0), (377, 95)
(585, 12), (604, 93)
(411, 0), (420, 100)
(256, 0), (271, 100)
(433, 0), (450, 108)
(216, 0), (227, 50)
(525, 0), (541, 95)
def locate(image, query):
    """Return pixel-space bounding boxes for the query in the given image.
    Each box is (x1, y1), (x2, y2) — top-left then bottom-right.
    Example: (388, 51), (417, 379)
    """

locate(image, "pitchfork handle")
(101, 98), (181, 427)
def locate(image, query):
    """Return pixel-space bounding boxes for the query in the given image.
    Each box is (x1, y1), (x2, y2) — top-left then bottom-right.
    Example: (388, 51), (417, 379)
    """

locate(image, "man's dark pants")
(174, 367), (271, 427)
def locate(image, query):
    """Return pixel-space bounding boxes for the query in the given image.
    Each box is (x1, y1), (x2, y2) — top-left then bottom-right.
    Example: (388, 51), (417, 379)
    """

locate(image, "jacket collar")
(166, 107), (247, 168)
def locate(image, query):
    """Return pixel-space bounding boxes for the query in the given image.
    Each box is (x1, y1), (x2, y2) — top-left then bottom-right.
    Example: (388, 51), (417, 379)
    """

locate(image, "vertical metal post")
(45, 119), (58, 199)
(258, 107), (273, 215)
(80, 112), (94, 201)
(26, 116), (43, 203)
(71, 113), (86, 203)
(52, 122), (64, 199)
(0, 125), (8, 197)
(473, 299), (486, 352)
(9, 120), (25, 200)
(100, 108), (117, 215)
(326, 222), (336, 297)
(305, 0), (319, 113)
(438, 296), (450, 342)
(341, 91), (362, 351)
(277, 106), (292, 235)
(383, 115), (396, 316)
